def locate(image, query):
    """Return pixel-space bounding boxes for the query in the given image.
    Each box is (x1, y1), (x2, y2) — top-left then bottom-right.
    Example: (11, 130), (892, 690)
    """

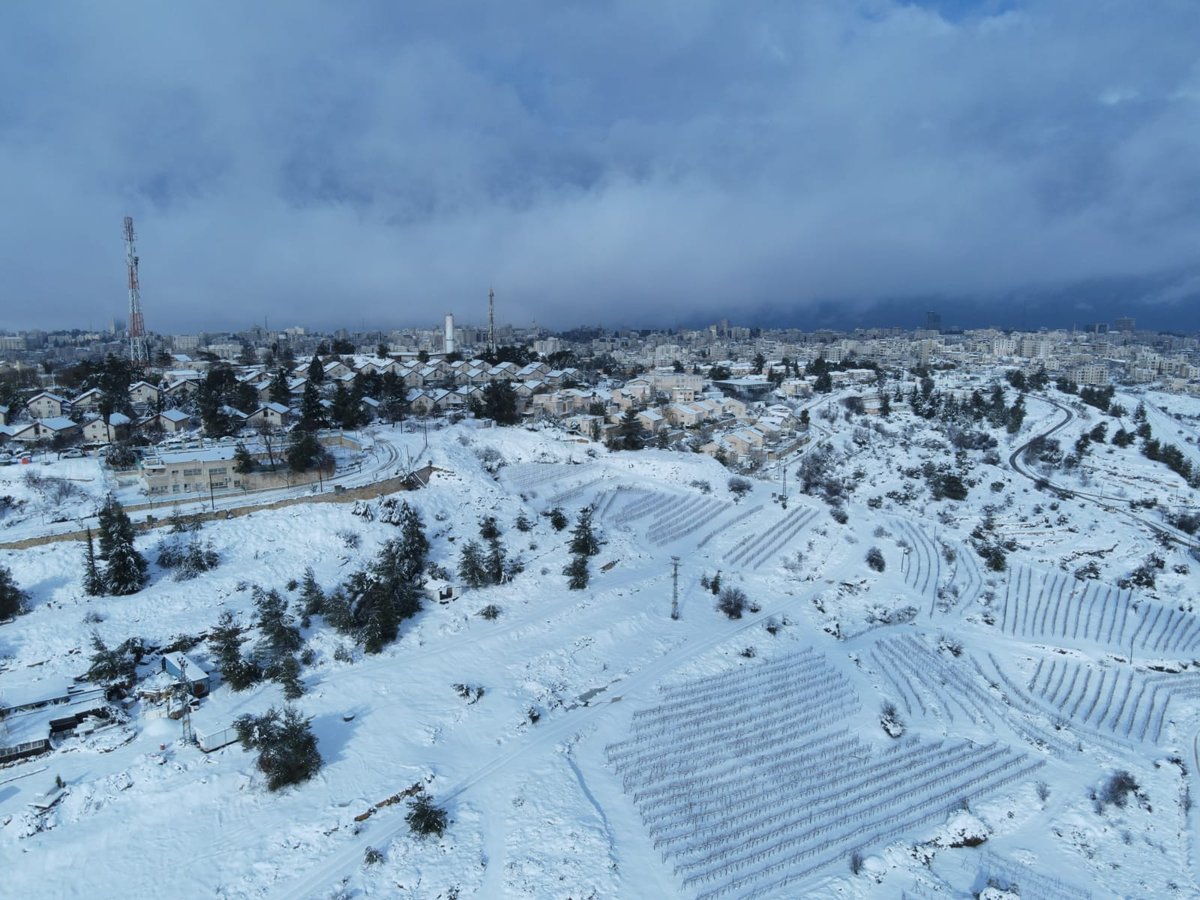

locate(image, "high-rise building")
(1114, 317), (1135, 333)
(925, 310), (942, 332)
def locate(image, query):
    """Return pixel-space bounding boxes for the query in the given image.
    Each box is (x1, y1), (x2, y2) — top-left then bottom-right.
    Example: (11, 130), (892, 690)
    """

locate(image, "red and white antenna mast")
(124, 216), (149, 368)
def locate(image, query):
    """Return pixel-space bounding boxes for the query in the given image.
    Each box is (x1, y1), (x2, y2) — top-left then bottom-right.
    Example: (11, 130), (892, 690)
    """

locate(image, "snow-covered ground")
(2, 385), (1199, 899)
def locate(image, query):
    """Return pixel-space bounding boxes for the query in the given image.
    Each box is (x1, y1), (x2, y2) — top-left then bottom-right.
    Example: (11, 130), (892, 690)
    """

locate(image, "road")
(1007, 394), (1200, 551)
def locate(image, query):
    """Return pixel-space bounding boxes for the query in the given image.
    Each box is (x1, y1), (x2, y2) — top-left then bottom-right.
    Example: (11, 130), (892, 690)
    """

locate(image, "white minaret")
(444, 313), (455, 354)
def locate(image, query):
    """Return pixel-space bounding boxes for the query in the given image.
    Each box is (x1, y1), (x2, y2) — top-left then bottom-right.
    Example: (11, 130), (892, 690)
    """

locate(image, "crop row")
(722, 506), (818, 569)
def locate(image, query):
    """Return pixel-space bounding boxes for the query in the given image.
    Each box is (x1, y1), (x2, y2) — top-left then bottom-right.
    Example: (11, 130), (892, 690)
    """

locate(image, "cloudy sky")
(2, 1), (1199, 334)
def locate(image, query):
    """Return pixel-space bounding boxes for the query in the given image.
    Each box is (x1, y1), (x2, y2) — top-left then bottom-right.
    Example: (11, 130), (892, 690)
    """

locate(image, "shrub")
(548, 507), (568, 531)
(830, 506), (849, 524)
(865, 547), (885, 572)
(364, 847), (383, 866)
(1099, 770), (1141, 809)
(727, 476), (752, 502)
(406, 793), (449, 838)
(717, 586), (748, 619)
(478, 604), (501, 620)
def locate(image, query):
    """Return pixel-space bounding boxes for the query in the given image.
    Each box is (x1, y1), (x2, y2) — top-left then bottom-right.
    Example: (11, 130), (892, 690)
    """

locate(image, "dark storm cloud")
(1, 0), (1198, 333)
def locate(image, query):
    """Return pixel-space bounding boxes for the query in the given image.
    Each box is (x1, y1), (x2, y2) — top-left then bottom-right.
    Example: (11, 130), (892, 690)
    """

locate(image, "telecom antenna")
(488, 285), (496, 351)
(124, 216), (150, 368)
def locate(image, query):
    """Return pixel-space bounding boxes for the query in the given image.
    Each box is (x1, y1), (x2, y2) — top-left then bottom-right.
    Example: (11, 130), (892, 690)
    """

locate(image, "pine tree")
(618, 408), (645, 450)
(234, 705), (323, 791)
(233, 442), (256, 474)
(322, 588), (354, 634)
(397, 503), (429, 579)
(268, 367), (291, 405)
(105, 536), (148, 595)
(569, 507), (600, 557)
(298, 567), (324, 626)
(275, 653), (305, 700)
(287, 428), (324, 472)
(307, 353), (324, 384)
(210, 610), (260, 691)
(0, 563), (29, 619)
(479, 515), (501, 542)
(564, 553), (589, 590)
(458, 540), (488, 588)
(486, 538), (507, 585)
(85, 633), (142, 683)
(82, 528), (105, 596)
(298, 380), (326, 432)
(254, 587), (302, 672)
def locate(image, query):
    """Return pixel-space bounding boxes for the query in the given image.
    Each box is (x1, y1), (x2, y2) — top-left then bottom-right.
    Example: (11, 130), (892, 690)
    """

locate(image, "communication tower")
(124, 216), (149, 368)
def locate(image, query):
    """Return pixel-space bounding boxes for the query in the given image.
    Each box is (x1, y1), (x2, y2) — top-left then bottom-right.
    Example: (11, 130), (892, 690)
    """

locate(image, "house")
(156, 408), (192, 434)
(81, 412), (132, 444)
(246, 402), (291, 430)
(164, 377), (201, 402)
(636, 408), (666, 434)
(128, 380), (162, 407)
(666, 403), (705, 428)
(9, 417), (81, 444)
(161, 652), (210, 697)
(26, 391), (70, 419)
(138, 445), (244, 496)
(72, 387), (104, 410)
(407, 389), (435, 415)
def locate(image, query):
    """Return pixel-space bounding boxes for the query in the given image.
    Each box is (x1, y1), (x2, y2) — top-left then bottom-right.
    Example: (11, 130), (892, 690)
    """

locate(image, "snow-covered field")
(2, 386), (1200, 899)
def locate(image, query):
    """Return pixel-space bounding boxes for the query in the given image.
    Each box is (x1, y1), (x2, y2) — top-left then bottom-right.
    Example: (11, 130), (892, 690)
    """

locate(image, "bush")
(406, 793), (449, 838)
(830, 506), (848, 524)
(364, 846), (383, 866)
(478, 604), (501, 620)
(1099, 770), (1142, 809)
(865, 547), (885, 572)
(717, 586), (748, 619)
(548, 507), (568, 531)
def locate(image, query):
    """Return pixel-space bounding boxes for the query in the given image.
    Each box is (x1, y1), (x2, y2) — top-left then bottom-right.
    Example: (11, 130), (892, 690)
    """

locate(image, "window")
(182, 468), (201, 476)
(209, 467), (226, 475)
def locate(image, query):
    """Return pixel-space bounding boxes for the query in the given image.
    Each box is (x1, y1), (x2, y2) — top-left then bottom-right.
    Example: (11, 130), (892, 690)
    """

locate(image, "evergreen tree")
(548, 508), (568, 531)
(85, 633), (143, 683)
(254, 586), (303, 673)
(104, 517), (148, 596)
(569, 507), (600, 557)
(275, 653), (305, 699)
(298, 567), (325, 626)
(458, 540), (488, 588)
(234, 705), (323, 791)
(564, 553), (589, 590)
(397, 503), (429, 579)
(268, 367), (291, 405)
(307, 353), (325, 384)
(298, 380), (326, 432)
(233, 442), (256, 474)
(479, 515), (501, 541)
(322, 588), (354, 634)
(482, 380), (518, 424)
(486, 538), (507, 585)
(210, 610), (261, 691)
(82, 528), (105, 597)
(287, 429), (324, 472)
(618, 408), (645, 450)
(340, 538), (424, 654)
(0, 563), (29, 619)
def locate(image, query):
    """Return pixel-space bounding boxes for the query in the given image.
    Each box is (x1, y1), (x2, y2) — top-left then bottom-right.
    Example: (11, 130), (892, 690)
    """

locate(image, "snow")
(2, 387), (1200, 898)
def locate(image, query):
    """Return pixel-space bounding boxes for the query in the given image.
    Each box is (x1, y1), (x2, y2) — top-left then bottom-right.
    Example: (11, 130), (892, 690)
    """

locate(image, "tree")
(298, 567), (324, 626)
(254, 586), (303, 674)
(406, 793), (449, 838)
(269, 368), (291, 405)
(102, 499), (148, 596)
(458, 540), (488, 588)
(275, 653), (305, 699)
(233, 442), (256, 475)
(307, 353), (324, 384)
(287, 429), (325, 473)
(210, 610), (261, 691)
(298, 381), (326, 432)
(717, 586), (748, 619)
(866, 547), (886, 572)
(569, 507), (600, 557)
(752, 352), (766, 375)
(81, 528), (105, 597)
(479, 515), (501, 542)
(617, 408), (645, 451)
(727, 476), (752, 502)
(341, 538), (425, 653)
(564, 553), (589, 590)
(482, 380), (519, 424)
(234, 706), (323, 791)
(85, 633), (143, 684)
(548, 507), (568, 531)
(0, 563), (29, 619)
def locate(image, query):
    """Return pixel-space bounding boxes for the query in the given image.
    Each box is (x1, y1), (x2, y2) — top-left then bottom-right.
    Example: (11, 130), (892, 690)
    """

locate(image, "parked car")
(62, 449), (85, 459)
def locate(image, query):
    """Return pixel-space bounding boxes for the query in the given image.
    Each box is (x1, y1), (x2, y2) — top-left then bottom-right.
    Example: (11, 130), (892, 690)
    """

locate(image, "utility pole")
(488, 286), (496, 352)
(671, 556), (680, 620)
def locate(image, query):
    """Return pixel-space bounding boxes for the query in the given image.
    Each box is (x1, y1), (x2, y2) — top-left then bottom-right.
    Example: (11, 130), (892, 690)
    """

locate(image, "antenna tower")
(488, 285), (496, 351)
(124, 216), (149, 368)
